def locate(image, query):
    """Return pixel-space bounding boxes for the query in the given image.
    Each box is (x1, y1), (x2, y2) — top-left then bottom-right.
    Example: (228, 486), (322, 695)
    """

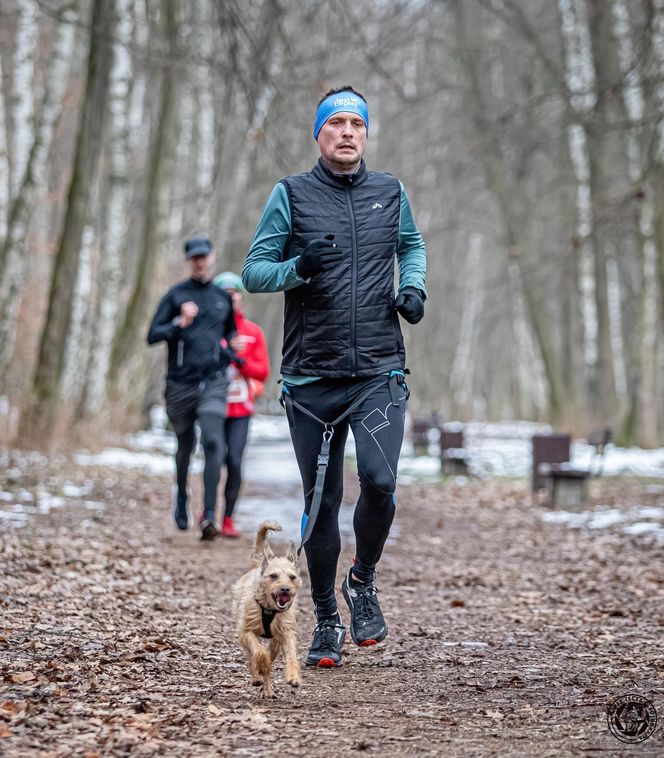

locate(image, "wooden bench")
(410, 416), (440, 457)
(440, 428), (469, 475)
(532, 433), (588, 508)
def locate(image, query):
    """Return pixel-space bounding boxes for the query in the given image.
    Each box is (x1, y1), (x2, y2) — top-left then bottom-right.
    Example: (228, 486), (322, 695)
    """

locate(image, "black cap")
(184, 237), (213, 258)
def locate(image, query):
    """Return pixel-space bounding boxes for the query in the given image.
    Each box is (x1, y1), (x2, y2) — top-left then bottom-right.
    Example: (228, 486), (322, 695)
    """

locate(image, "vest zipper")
(345, 184), (358, 376)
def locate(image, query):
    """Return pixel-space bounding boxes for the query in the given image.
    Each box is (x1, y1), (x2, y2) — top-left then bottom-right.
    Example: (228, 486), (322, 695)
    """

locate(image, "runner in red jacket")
(214, 272), (270, 538)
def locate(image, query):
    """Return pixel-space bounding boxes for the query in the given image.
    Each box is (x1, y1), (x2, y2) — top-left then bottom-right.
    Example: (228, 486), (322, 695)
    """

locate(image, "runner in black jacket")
(147, 237), (237, 540)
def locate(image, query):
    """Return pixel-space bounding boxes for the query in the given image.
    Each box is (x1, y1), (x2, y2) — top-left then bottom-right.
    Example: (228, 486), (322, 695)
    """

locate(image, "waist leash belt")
(280, 371), (408, 557)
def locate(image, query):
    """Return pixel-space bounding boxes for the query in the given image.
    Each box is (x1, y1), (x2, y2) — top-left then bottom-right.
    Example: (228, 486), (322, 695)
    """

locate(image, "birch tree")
(81, 0), (135, 417)
(214, 0), (284, 265)
(26, 0), (115, 441)
(109, 0), (179, 391)
(0, 2), (77, 388)
(453, 1), (567, 421)
(9, 0), (38, 200)
(558, 0), (600, 411)
(0, 55), (9, 245)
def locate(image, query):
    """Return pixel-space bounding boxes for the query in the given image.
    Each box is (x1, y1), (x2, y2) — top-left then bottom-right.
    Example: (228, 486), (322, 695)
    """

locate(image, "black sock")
(316, 608), (339, 623)
(350, 559), (374, 586)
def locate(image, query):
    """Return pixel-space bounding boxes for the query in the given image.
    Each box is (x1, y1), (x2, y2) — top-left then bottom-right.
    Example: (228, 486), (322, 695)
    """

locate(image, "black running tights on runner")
(174, 413), (225, 520)
(223, 415), (251, 517)
(284, 376), (407, 619)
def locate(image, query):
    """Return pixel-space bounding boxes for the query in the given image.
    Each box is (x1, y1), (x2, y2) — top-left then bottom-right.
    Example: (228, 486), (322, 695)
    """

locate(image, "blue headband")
(313, 91), (369, 140)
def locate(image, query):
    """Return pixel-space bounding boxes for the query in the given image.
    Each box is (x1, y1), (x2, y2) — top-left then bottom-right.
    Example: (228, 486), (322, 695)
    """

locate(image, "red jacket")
(226, 312), (270, 418)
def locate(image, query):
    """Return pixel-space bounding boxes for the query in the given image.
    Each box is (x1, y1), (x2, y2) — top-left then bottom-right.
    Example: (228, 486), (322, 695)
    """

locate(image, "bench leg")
(552, 478), (588, 510)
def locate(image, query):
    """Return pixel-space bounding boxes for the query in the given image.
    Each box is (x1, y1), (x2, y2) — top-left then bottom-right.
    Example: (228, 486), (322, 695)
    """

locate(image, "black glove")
(221, 344), (245, 367)
(394, 287), (425, 324)
(295, 234), (343, 279)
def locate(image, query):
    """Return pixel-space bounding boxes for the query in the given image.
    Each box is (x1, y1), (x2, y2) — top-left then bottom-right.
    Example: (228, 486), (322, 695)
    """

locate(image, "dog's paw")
(258, 686), (276, 699)
(286, 676), (301, 688)
(251, 678), (262, 687)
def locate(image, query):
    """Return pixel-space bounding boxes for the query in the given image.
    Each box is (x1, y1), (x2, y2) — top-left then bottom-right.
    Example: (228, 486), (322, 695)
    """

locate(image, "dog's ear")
(286, 540), (298, 564)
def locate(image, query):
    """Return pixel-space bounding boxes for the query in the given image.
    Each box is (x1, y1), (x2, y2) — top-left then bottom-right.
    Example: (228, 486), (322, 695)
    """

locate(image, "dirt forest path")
(1, 453), (663, 757)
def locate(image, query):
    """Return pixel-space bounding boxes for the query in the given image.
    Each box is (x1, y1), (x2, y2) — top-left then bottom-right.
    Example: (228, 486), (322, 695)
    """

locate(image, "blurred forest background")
(1, 0), (664, 447)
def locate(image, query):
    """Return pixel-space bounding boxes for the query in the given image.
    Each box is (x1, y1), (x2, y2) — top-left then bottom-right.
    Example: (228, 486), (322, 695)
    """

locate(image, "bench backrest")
(532, 433), (571, 490)
(440, 429), (464, 452)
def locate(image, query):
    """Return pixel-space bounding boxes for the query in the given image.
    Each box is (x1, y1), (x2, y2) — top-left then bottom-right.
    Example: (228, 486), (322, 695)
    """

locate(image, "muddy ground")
(0, 451), (663, 757)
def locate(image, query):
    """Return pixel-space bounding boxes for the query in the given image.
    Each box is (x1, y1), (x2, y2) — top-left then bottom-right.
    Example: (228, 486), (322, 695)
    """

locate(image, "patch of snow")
(623, 522), (664, 538)
(0, 510), (27, 526)
(541, 505), (664, 543)
(62, 482), (94, 498)
(74, 448), (201, 477)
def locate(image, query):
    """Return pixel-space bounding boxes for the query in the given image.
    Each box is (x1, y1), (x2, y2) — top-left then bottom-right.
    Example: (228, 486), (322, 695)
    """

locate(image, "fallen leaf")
(208, 704), (221, 716)
(0, 724), (11, 738)
(485, 710), (504, 720)
(1, 701), (23, 714)
(7, 672), (36, 683)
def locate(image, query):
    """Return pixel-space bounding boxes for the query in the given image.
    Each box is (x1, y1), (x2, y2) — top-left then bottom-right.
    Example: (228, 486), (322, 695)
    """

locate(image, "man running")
(147, 237), (236, 540)
(242, 86), (427, 667)
(213, 271), (270, 539)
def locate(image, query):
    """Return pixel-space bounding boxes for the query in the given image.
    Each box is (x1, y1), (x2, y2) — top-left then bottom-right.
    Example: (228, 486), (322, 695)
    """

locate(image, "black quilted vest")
(280, 158), (405, 377)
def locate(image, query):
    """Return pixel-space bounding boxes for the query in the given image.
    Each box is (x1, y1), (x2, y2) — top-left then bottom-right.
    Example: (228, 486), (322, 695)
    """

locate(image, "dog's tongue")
(277, 591), (290, 606)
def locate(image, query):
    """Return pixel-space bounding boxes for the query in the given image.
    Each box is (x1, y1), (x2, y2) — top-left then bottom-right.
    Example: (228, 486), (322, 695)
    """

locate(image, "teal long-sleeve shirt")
(242, 181), (427, 296)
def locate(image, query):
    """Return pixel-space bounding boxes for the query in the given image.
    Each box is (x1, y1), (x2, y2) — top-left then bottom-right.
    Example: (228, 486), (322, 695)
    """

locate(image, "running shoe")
(200, 519), (219, 541)
(342, 567), (387, 646)
(221, 516), (241, 539)
(172, 488), (189, 531)
(305, 611), (346, 668)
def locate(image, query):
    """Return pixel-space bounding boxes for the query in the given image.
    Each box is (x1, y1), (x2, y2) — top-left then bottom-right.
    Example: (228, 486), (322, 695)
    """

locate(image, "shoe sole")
(342, 580), (388, 646)
(200, 526), (218, 541)
(305, 658), (342, 668)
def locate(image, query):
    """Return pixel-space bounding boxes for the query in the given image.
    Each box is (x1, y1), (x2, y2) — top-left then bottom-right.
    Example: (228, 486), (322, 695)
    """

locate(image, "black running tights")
(284, 376), (407, 619)
(175, 413), (225, 520)
(223, 415), (251, 517)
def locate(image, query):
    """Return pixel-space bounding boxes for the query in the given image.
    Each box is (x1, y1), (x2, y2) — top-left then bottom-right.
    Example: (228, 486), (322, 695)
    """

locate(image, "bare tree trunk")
(9, 0), (38, 201)
(449, 232), (482, 415)
(81, 0), (135, 418)
(215, 0), (283, 265)
(558, 0), (599, 412)
(108, 0), (179, 391)
(61, 224), (94, 401)
(611, 0), (658, 445)
(24, 0), (114, 442)
(585, 0), (620, 419)
(0, 54), (9, 244)
(0, 3), (77, 389)
(454, 1), (567, 421)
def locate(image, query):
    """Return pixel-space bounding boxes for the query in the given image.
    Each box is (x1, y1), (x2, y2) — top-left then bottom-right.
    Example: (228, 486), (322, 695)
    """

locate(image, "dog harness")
(259, 604), (276, 639)
(281, 372), (408, 557)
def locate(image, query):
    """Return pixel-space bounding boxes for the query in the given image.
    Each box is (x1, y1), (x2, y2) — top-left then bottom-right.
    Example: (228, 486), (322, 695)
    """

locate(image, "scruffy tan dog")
(232, 521), (301, 698)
